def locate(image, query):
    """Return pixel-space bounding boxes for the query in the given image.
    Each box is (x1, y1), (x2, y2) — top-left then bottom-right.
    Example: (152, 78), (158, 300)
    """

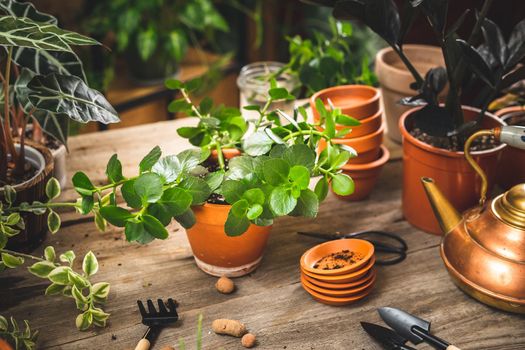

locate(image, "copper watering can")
(421, 125), (525, 313)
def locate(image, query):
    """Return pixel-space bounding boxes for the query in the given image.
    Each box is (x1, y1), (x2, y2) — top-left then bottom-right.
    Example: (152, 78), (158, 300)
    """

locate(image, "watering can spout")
(421, 177), (462, 234)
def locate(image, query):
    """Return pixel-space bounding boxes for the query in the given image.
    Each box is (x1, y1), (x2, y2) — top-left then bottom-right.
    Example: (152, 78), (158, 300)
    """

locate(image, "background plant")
(0, 0), (119, 184)
(276, 17), (377, 97)
(0, 315), (38, 350)
(304, 0), (525, 144)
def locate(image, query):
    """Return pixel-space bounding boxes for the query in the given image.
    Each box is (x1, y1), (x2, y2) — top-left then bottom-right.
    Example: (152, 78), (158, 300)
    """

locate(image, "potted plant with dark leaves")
(0, 1), (119, 249)
(166, 79), (357, 276)
(304, 0), (525, 234)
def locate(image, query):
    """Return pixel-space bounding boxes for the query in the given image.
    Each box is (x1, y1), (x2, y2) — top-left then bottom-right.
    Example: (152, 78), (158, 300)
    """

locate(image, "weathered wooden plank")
(1, 120), (524, 350)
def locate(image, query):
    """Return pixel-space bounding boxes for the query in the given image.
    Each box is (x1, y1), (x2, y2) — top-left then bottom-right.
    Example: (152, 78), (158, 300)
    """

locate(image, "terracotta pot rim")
(333, 123), (385, 144)
(315, 107), (383, 127)
(375, 44), (443, 78)
(399, 105), (507, 157)
(310, 84), (380, 110)
(342, 145), (390, 171)
(196, 202), (231, 209)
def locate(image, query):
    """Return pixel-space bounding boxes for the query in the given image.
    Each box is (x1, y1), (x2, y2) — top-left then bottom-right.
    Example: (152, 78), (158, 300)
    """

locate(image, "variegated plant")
(0, 0), (120, 182)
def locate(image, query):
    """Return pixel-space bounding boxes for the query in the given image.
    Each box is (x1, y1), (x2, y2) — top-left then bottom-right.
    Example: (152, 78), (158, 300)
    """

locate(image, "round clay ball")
(241, 333), (256, 348)
(216, 275), (235, 294)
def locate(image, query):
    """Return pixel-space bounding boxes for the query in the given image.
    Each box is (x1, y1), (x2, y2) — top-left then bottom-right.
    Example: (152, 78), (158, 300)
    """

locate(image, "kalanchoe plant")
(0, 315), (38, 350)
(0, 0), (119, 184)
(275, 17), (377, 97)
(303, 0), (525, 146)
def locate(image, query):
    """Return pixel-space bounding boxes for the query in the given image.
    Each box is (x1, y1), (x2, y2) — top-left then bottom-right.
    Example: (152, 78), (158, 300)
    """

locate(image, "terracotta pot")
(0, 339), (13, 350)
(494, 106), (525, 190)
(2, 141), (54, 250)
(310, 85), (380, 120)
(319, 124), (384, 164)
(210, 148), (241, 160)
(186, 203), (271, 277)
(375, 44), (446, 143)
(333, 145), (390, 201)
(315, 108), (383, 139)
(400, 106), (506, 235)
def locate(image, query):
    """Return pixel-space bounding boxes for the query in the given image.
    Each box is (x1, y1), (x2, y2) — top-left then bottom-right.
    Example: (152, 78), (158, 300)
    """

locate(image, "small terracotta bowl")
(301, 271), (376, 298)
(302, 269), (375, 290)
(302, 256), (376, 284)
(333, 145), (390, 201)
(302, 280), (375, 306)
(310, 85), (381, 120)
(300, 239), (375, 276)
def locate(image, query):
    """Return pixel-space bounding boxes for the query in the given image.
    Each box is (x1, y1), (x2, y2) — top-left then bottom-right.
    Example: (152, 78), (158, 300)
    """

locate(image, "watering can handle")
(465, 125), (525, 206)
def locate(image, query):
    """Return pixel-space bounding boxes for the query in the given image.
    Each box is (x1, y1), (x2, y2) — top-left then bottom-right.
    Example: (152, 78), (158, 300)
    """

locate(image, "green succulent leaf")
(331, 173), (355, 196)
(72, 171), (94, 196)
(99, 206), (133, 227)
(262, 158), (290, 186)
(121, 180), (142, 209)
(47, 210), (61, 234)
(106, 154), (124, 183)
(152, 155), (182, 183)
(82, 251), (98, 277)
(179, 177), (211, 205)
(142, 214), (169, 239)
(45, 177), (61, 199)
(139, 146), (162, 173)
(289, 165), (310, 189)
(269, 186), (297, 216)
(134, 173), (164, 204)
(48, 266), (71, 285)
(28, 260), (56, 278)
(290, 189), (319, 218)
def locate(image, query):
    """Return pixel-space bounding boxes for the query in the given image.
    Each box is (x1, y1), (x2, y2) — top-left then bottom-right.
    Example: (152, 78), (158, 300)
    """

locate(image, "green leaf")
(44, 246), (56, 262)
(0, 315), (7, 331)
(243, 188), (265, 205)
(59, 250), (75, 265)
(242, 130), (274, 156)
(92, 282), (110, 302)
(177, 126), (201, 139)
(106, 154), (124, 183)
(173, 209), (196, 229)
(48, 266), (71, 285)
(137, 27), (157, 61)
(75, 311), (92, 331)
(289, 165), (310, 190)
(3, 185), (16, 204)
(156, 187), (192, 217)
(121, 180), (142, 209)
(72, 171), (94, 196)
(45, 177), (61, 199)
(204, 171), (224, 192)
(263, 158), (290, 186)
(314, 177), (329, 202)
(269, 186), (297, 216)
(124, 220), (147, 243)
(169, 98), (192, 113)
(94, 211), (107, 232)
(152, 155), (181, 183)
(68, 271), (89, 290)
(167, 29), (187, 61)
(289, 189), (319, 218)
(28, 261), (56, 278)
(134, 173), (164, 204)
(79, 195), (94, 215)
(82, 251), (98, 277)
(283, 144), (316, 170)
(247, 204), (263, 220)
(268, 87), (295, 101)
(331, 174), (355, 196)
(142, 215), (169, 239)
(1, 252), (24, 268)
(47, 210), (61, 234)
(99, 206), (133, 227)
(335, 114), (361, 126)
(165, 79), (183, 90)
(72, 285), (88, 305)
(45, 283), (66, 296)
(179, 177), (211, 205)
(28, 73), (119, 124)
(139, 146), (162, 173)
(225, 211), (250, 236)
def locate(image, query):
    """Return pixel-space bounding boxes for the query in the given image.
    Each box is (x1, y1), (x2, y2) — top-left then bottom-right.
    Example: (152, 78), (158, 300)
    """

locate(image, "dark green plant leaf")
(331, 173), (355, 196)
(289, 189), (319, 218)
(142, 214), (168, 239)
(225, 205), (251, 237)
(0, 0), (57, 24)
(137, 27), (157, 61)
(506, 19), (525, 69)
(152, 155), (181, 183)
(480, 18), (507, 67)
(72, 171), (94, 196)
(269, 186), (297, 216)
(417, 0), (448, 36)
(99, 206), (133, 227)
(179, 177), (211, 205)
(289, 165), (310, 189)
(45, 177), (61, 199)
(314, 177), (329, 201)
(173, 209), (196, 229)
(27, 73), (119, 124)
(106, 154), (124, 183)
(47, 210), (61, 234)
(156, 187), (193, 217)
(242, 130), (274, 156)
(12, 48), (87, 81)
(139, 146), (161, 173)
(134, 173), (164, 204)
(263, 158), (290, 186)
(456, 39), (496, 88)
(121, 180), (142, 209)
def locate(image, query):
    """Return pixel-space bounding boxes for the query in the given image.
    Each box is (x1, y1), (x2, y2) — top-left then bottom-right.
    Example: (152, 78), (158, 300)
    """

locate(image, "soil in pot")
(495, 107), (525, 189)
(400, 106), (506, 234)
(2, 141), (54, 250)
(333, 145), (390, 201)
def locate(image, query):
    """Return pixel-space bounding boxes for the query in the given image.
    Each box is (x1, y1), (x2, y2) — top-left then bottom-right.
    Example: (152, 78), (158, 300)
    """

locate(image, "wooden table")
(1, 119), (524, 349)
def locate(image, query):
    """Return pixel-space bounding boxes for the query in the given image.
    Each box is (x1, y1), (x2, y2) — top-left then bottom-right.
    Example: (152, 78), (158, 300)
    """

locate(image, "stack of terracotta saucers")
(300, 239), (376, 306)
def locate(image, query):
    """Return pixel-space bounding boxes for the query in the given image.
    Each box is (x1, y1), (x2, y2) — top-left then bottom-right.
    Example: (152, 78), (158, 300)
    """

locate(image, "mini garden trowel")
(378, 307), (462, 350)
(361, 322), (417, 350)
(134, 298), (179, 350)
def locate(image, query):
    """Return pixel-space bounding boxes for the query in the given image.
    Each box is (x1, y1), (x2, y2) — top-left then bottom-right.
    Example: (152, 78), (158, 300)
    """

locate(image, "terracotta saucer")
(301, 271), (376, 298)
(301, 256), (376, 284)
(310, 85), (381, 120)
(300, 239), (374, 276)
(302, 280), (375, 306)
(302, 268), (375, 290)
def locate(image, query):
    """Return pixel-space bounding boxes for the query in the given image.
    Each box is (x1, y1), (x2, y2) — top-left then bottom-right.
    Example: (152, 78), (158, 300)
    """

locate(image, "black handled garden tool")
(379, 307), (462, 350)
(361, 322), (417, 350)
(134, 298), (179, 350)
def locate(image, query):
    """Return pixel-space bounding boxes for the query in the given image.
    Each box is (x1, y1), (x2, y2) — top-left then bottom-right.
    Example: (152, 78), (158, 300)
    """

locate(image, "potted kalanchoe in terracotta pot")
(0, 0), (119, 249)
(305, 0), (525, 234)
(166, 78), (357, 276)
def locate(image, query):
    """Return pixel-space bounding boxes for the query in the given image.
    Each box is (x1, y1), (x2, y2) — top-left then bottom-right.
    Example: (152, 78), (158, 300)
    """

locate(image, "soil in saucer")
(314, 249), (364, 270)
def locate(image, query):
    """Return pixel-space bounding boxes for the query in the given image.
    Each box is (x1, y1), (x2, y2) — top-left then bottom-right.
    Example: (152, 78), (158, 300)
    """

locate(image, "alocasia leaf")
(0, 0), (57, 24)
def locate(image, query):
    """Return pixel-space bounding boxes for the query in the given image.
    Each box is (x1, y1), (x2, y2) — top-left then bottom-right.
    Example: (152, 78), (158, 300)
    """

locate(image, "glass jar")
(237, 61), (299, 122)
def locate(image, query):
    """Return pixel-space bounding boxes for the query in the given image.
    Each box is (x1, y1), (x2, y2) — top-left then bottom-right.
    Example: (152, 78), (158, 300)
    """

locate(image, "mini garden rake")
(134, 298), (179, 350)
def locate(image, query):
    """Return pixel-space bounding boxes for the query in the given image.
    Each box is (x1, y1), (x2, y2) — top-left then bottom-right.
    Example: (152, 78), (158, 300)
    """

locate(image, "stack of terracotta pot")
(311, 85), (389, 201)
(300, 239), (376, 306)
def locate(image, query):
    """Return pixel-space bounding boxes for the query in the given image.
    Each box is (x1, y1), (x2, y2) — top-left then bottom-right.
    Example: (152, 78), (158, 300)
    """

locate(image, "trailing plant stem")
(0, 249), (47, 263)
